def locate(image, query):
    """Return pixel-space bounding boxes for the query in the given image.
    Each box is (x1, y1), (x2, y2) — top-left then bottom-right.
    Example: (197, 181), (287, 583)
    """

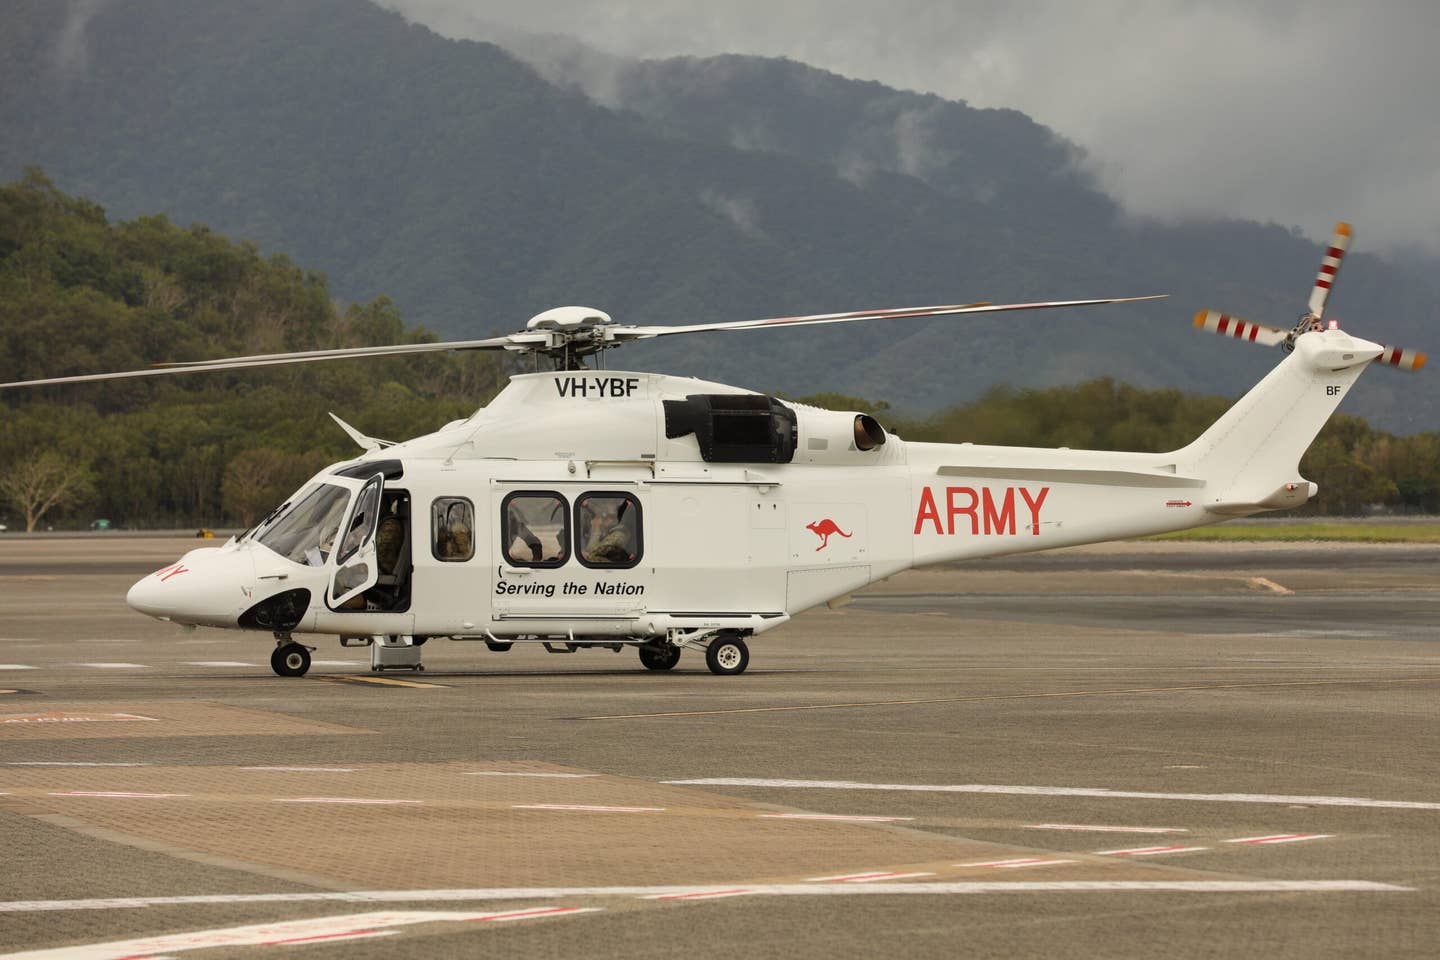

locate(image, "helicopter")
(2, 223), (1424, 677)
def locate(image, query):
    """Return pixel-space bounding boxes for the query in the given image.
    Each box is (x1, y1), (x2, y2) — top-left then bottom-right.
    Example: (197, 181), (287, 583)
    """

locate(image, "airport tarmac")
(0, 536), (1436, 958)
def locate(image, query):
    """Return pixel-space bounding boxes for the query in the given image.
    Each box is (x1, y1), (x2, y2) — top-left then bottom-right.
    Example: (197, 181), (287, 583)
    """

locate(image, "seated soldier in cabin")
(338, 503), (405, 610)
(443, 502), (472, 560)
(582, 502), (631, 564)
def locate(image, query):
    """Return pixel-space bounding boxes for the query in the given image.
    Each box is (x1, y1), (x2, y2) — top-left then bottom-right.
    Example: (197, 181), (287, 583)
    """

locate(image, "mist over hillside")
(3, 0), (1434, 431)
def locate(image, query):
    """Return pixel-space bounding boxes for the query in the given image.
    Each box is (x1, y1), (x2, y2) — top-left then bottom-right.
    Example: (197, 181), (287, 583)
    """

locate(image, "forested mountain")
(1, 174), (1433, 528)
(1, 0), (1435, 432)
(0, 171), (506, 528)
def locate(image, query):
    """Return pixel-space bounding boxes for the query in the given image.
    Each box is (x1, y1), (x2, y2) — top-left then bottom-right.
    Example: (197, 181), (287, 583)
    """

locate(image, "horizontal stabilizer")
(1206, 481), (1317, 517)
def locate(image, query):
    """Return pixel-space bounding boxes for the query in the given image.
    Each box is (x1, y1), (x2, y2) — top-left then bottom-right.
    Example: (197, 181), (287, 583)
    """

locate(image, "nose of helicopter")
(127, 544), (256, 627)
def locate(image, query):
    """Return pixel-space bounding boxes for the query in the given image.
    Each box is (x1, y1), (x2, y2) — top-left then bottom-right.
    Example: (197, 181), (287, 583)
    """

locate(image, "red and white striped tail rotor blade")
(1374, 344), (1428, 371)
(1308, 221), (1352, 319)
(1192, 310), (1288, 346)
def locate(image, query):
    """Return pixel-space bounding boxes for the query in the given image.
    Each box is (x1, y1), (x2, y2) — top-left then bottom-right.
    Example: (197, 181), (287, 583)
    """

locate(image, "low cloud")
(698, 188), (763, 238)
(382, 0), (1440, 256)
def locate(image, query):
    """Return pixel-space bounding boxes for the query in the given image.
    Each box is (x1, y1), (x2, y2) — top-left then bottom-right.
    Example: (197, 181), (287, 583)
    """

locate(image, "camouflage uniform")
(375, 515), (405, 575)
(585, 521), (631, 563)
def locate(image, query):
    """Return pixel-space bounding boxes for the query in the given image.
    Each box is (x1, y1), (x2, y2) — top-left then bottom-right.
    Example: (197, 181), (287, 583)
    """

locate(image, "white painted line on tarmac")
(1094, 846), (1208, 857)
(806, 871), (936, 883)
(665, 778), (1440, 811)
(273, 797), (421, 805)
(0, 665), (35, 670)
(49, 791), (188, 799)
(0, 880), (1412, 913)
(72, 663), (147, 670)
(312, 660), (357, 667)
(643, 889), (754, 901)
(759, 813), (915, 822)
(513, 803), (664, 813)
(0, 909), (597, 959)
(185, 661), (255, 667)
(4, 762), (150, 767)
(241, 766), (356, 773)
(961, 858), (1078, 869)
(464, 771), (599, 778)
(480, 907), (600, 923)
(1027, 823), (1188, 834)
(1225, 834), (1333, 845)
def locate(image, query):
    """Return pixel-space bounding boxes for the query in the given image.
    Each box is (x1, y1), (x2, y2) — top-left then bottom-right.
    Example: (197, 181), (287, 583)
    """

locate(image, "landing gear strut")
(270, 640), (312, 677)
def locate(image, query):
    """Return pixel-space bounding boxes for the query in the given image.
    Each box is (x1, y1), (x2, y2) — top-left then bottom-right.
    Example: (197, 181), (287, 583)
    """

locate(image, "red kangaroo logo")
(805, 519), (852, 551)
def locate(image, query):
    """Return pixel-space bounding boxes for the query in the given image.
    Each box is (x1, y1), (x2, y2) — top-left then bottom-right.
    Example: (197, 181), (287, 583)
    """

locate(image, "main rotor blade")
(0, 335), (526, 389)
(612, 296), (1167, 341)
(1308, 221), (1352, 319)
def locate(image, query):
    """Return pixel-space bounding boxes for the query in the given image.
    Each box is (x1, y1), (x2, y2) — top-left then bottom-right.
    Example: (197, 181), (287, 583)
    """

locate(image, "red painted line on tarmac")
(1027, 823), (1188, 834)
(475, 907), (598, 922)
(513, 803), (664, 813)
(50, 791), (188, 799)
(264, 929), (397, 946)
(1225, 834), (1332, 845)
(807, 871), (936, 883)
(647, 889), (754, 901)
(759, 813), (914, 822)
(1094, 845), (1208, 857)
(273, 797), (422, 805)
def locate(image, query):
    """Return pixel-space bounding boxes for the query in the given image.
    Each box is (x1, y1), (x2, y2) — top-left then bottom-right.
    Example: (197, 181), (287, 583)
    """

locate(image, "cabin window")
(575, 492), (642, 569)
(501, 491), (569, 568)
(432, 497), (474, 562)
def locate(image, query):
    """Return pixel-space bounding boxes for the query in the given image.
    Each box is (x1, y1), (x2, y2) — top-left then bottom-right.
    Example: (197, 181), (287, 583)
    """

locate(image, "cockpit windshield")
(241, 484), (313, 543)
(255, 483), (351, 566)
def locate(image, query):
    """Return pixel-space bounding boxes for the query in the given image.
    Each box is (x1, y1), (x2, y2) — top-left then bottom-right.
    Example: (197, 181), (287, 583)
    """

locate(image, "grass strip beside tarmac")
(1143, 523), (1440, 543)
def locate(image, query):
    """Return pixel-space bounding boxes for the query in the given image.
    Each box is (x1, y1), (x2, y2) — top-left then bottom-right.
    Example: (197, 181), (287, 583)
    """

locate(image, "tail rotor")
(1192, 221), (1426, 372)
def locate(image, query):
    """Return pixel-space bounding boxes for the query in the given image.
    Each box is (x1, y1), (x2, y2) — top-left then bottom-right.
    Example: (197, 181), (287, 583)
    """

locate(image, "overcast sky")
(384, 0), (1440, 258)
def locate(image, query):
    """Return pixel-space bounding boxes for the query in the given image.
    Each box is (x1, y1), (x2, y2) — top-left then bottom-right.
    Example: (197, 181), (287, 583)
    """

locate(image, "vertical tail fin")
(1173, 329), (1380, 511)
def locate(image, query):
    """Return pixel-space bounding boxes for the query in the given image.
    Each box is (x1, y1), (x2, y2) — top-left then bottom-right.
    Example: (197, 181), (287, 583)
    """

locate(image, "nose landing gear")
(270, 636), (314, 677)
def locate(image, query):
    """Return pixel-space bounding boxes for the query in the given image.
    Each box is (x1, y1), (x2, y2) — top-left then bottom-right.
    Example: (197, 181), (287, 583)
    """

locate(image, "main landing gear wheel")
(705, 635), (749, 676)
(638, 642), (681, 671)
(270, 643), (311, 678)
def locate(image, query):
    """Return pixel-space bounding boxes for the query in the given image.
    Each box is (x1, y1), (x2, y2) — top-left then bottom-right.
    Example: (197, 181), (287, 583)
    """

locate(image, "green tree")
(0, 452), (95, 531)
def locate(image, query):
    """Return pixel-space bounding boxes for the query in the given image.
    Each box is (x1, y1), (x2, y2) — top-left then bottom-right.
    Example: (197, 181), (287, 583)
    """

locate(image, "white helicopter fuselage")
(126, 327), (1381, 668)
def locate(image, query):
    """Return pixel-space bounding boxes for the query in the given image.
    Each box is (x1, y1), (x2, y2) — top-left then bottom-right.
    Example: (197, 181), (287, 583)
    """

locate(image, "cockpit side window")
(256, 483), (351, 566)
(336, 475), (382, 565)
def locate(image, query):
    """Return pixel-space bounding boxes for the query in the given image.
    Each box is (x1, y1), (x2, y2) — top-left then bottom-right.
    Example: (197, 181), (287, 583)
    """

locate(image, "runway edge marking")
(663, 778), (1440, 810)
(0, 881), (1412, 914)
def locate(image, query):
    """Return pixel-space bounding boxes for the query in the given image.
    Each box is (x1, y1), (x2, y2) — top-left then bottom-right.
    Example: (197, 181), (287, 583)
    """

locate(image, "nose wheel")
(270, 642), (312, 677)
